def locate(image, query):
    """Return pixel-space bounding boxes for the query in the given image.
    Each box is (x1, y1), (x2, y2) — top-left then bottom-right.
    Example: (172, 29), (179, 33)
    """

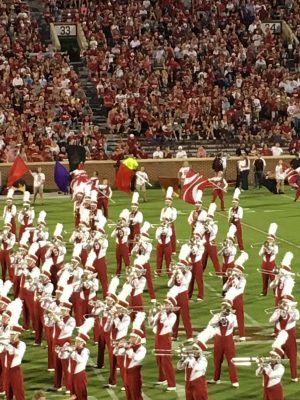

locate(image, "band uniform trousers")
(44, 325), (54, 369)
(171, 223), (176, 253)
(232, 220), (244, 251)
(280, 327), (298, 380)
(115, 243), (130, 276)
(261, 260), (275, 296)
(34, 300), (44, 345)
(95, 320), (110, 369)
(0, 353), (5, 393)
(155, 333), (176, 387)
(202, 242), (221, 274)
(213, 334), (238, 383)
(143, 262), (156, 300)
(188, 259), (204, 300)
(263, 382), (284, 400)
(212, 188), (225, 211)
(93, 257), (108, 298)
(156, 243), (172, 276)
(233, 295), (245, 338)
(97, 198), (109, 218)
(173, 291), (193, 339)
(0, 249), (11, 281)
(185, 375), (208, 400)
(54, 337), (71, 390)
(124, 366), (143, 400)
(5, 365), (25, 400)
(129, 224), (140, 253)
(129, 294), (145, 335)
(20, 286), (36, 331)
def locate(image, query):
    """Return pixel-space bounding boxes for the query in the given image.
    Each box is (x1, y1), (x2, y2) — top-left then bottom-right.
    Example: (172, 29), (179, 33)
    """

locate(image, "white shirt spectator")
(136, 171), (149, 186)
(275, 164), (285, 180)
(130, 39), (141, 49)
(0, 112), (5, 125)
(153, 149), (164, 159)
(176, 147), (187, 159)
(12, 76), (24, 87)
(32, 172), (45, 187)
(271, 145), (283, 156)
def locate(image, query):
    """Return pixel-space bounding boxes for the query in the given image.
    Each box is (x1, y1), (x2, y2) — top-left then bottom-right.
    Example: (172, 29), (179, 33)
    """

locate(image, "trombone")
(232, 357), (289, 367)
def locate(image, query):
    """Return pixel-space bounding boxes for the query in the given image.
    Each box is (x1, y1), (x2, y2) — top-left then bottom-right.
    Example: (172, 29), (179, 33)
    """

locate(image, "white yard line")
(89, 357), (120, 400)
(215, 210), (300, 250)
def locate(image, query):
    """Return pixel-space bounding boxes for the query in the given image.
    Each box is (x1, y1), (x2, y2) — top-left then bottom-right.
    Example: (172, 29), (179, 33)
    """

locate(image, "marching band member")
(259, 223), (279, 296)
(96, 277), (119, 370)
(2, 189), (17, 237)
(45, 223), (66, 290)
(33, 260), (54, 346)
(131, 222), (156, 302)
(72, 208), (91, 266)
(187, 190), (207, 233)
(270, 252), (295, 305)
(256, 332), (287, 400)
(18, 191), (35, 243)
(188, 225), (205, 301)
(111, 209), (131, 276)
(78, 266), (99, 325)
(0, 295), (19, 395)
(177, 347), (208, 400)
(128, 260), (147, 334)
(90, 191), (107, 232)
(128, 192), (143, 253)
(114, 312), (147, 400)
(160, 187), (177, 254)
(86, 233), (109, 298)
(11, 231), (30, 298)
(0, 299), (25, 400)
(32, 211), (49, 266)
(201, 203), (221, 274)
(97, 178), (112, 218)
(0, 215), (16, 281)
(43, 272), (70, 372)
(104, 284), (131, 389)
(221, 225), (237, 287)
(223, 252), (248, 341)
(269, 296), (299, 381)
(150, 293), (177, 391)
(73, 183), (85, 227)
(228, 189), (244, 251)
(208, 303), (239, 387)
(209, 171), (228, 211)
(168, 249), (193, 341)
(155, 219), (173, 277)
(52, 285), (76, 392)
(19, 243), (40, 332)
(64, 318), (94, 400)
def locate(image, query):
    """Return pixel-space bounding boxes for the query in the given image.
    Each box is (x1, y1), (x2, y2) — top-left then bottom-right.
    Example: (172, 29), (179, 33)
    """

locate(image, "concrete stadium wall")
(0, 156), (294, 191)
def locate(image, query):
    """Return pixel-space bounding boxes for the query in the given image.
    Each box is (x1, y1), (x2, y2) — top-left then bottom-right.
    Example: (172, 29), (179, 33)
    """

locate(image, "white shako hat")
(165, 285), (179, 307)
(267, 223), (278, 240)
(91, 190), (98, 204)
(6, 298), (23, 334)
(207, 203), (217, 219)
(53, 223), (64, 240)
(72, 243), (82, 263)
(117, 282), (132, 309)
(233, 252), (249, 273)
(79, 207), (90, 227)
(6, 188), (14, 201)
(140, 221), (151, 239)
(76, 317), (95, 344)
(195, 190), (203, 206)
(193, 224), (205, 238)
(106, 276), (120, 302)
(270, 330), (288, 358)
(178, 244), (191, 266)
(40, 258), (52, 280)
(19, 230), (31, 250)
(165, 186), (173, 201)
(23, 191), (31, 205)
(0, 280), (13, 305)
(119, 208), (130, 223)
(130, 311), (146, 339)
(3, 213), (12, 230)
(26, 242), (39, 264)
(84, 185), (91, 199)
(59, 284), (73, 310)
(232, 188), (240, 203)
(280, 251), (293, 273)
(226, 224), (237, 241)
(131, 192), (139, 206)
(195, 325), (217, 351)
(38, 210), (47, 226)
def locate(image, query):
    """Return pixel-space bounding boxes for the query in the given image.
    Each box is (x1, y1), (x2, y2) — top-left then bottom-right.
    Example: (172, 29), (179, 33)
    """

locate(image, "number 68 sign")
(54, 24), (77, 37)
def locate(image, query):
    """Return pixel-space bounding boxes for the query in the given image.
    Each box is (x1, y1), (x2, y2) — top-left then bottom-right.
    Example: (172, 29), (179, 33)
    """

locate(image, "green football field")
(6, 187), (300, 400)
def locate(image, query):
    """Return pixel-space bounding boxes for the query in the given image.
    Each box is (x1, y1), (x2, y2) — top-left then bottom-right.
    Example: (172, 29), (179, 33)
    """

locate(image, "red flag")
(182, 169), (208, 204)
(7, 156), (29, 187)
(115, 163), (135, 193)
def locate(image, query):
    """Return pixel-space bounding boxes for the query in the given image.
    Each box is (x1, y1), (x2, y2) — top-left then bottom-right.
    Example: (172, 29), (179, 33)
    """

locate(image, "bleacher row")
(0, 0), (300, 164)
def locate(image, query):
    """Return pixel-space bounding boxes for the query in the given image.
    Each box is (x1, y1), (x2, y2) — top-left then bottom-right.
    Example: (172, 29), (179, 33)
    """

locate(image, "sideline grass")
(4, 188), (300, 399)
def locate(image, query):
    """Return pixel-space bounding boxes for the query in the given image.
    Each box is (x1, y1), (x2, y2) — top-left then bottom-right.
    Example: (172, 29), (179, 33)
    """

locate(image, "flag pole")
(206, 178), (227, 192)
(98, 189), (116, 204)
(136, 174), (153, 187)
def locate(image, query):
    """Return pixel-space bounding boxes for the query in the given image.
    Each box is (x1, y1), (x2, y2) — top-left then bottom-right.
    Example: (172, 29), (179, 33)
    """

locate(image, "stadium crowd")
(1, 0), (300, 164)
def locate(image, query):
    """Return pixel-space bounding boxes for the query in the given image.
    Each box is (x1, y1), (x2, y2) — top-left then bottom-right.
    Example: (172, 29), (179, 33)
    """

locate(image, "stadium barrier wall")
(0, 156), (294, 191)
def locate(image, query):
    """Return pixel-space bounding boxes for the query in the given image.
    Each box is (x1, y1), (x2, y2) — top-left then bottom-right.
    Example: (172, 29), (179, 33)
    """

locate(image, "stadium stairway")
(70, 61), (108, 130)
(27, 0), (51, 44)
